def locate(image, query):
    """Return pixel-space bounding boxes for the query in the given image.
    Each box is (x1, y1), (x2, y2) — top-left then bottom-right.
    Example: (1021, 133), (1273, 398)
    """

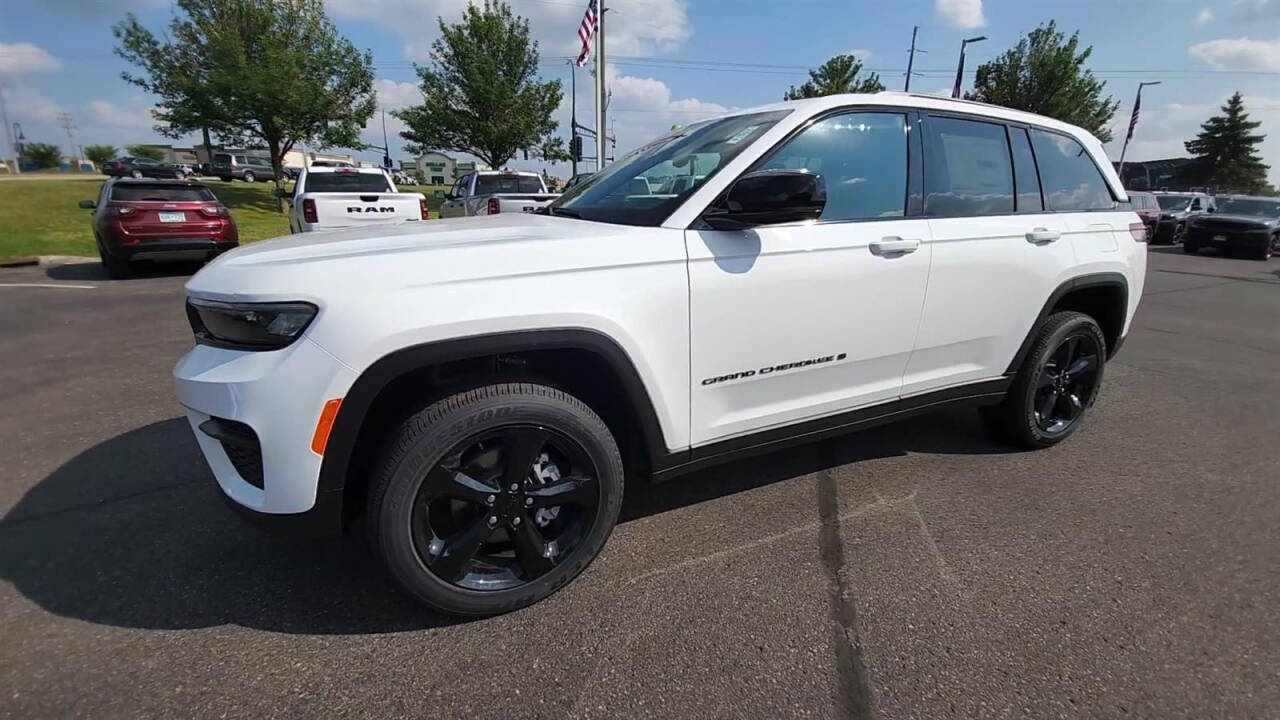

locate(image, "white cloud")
(373, 78), (421, 110)
(0, 42), (61, 77)
(935, 0), (986, 29)
(89, 98), (157, 131)
(1189, 36), (1280, 71)
(848, 48), (873, 61)
(1195, 8), (1215, 23)
(327, 0), (690, 61)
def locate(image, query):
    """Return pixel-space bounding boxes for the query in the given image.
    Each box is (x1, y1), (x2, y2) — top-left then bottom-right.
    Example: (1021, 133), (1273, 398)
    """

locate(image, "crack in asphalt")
(815, 459), (874, 720)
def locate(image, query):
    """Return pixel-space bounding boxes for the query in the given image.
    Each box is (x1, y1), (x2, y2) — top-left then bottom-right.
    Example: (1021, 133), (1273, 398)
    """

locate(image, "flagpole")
(1117, 81), (1160, 183)
(595, 3), (606, 169)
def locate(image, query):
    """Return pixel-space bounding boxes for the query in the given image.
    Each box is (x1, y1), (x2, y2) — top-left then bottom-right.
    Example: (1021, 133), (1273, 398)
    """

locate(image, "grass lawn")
(0, 178), (449, 262)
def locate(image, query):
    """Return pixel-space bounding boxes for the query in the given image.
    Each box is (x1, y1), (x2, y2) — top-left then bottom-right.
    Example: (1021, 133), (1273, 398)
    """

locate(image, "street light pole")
(1117, 81), (1162, 182)
(952, 36), (986, 98)
(595, 4), (607, 169)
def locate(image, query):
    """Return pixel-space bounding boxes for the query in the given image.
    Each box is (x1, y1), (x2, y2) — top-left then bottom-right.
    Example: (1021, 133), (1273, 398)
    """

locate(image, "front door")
(687, 110), (932, 446)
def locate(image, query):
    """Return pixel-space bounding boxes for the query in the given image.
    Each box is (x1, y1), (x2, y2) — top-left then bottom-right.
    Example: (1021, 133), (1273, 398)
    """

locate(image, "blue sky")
(2, 0), (1279, 183)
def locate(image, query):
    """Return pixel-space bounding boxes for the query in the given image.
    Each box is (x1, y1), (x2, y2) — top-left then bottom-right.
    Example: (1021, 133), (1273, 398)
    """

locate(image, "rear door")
(903, 116), (1076, 396)
(1026, 128), (1129, 273)
(687, 109), (933, 445)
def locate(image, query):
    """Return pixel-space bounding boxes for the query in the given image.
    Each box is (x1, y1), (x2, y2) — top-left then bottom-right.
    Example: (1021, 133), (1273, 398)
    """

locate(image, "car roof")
(108, 177), (211, 188)
(1217, 194), (1279, 201)
(303, 166), (386, 174)
(477, 170), (540, 176)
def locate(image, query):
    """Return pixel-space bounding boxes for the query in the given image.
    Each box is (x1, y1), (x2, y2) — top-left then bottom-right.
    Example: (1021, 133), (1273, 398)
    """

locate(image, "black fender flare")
(1004, 272), (1129, 375)
(316, 328), (670, 494)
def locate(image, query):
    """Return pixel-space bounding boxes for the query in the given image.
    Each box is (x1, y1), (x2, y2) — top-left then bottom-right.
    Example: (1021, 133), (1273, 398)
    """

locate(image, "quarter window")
(1028, 129), (1115, 211)
(923, 116), (1014, 216)
(756, 112), (908, 221)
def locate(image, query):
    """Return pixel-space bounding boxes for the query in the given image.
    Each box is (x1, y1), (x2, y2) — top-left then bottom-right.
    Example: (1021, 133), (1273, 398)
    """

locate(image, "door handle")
(1026, 228), (1061, 244)
(869, 236), (921, 256)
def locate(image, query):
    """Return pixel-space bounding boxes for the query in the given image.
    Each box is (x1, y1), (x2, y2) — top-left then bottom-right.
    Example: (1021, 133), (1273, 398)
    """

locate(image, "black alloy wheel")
(1031, 332), (1101, 436)
(1172, 223), (1186, 246)
(411, 425), (601, 591)
(981, 311), (1107, 449)
(369, 383), (624, 615)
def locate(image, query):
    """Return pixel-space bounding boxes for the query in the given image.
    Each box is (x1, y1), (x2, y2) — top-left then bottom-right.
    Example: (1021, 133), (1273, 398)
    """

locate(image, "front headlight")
(186, 298), (317, 351)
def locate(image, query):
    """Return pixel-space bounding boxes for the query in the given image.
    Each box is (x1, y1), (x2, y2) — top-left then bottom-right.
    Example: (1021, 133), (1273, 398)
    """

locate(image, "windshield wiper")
(550, 207), (583, 219)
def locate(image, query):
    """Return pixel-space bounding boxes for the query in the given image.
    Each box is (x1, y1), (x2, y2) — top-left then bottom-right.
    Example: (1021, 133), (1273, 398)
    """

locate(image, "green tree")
(1183, 92), (1270, 194)
(531, 136), (571, 163)
(126, 144), (166, 162)
(968, 21), (1118, 142)
(784, 54), (884, 100)
(114, 0), (376, 209)
(19, 142), (62, 169)
(395, 1), (563, 169)
(83, 144), (118, 167)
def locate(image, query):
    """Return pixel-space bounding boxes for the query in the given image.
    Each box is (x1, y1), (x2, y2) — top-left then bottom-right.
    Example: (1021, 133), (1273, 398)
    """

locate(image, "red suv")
(79, 179), (239, 278)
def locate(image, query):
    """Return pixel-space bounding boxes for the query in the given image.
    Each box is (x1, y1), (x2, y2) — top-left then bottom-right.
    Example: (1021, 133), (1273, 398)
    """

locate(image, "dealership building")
(413, 151), (487, 185)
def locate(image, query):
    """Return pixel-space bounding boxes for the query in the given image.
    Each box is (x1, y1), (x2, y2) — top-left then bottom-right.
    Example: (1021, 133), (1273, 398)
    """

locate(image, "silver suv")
(212, 153), (274, 183)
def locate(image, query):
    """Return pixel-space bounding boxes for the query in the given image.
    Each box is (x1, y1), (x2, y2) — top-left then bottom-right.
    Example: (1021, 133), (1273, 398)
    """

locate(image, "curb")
(0, 255), (98, 269)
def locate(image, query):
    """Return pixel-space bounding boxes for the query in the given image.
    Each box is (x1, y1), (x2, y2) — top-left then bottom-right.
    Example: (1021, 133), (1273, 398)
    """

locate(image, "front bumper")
(174, 335), (357, 536)
(1185, 225), (1272, 250)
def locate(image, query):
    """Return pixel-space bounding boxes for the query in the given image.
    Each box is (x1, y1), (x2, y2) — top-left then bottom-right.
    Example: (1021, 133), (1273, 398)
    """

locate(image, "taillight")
(487, 197), (499, 215)
(419, 197), (429, 220)
(1129, 222), (1147, 243)
(115, 206), (135, 217)
(199, 206), (228, 218)
(302, 199), (318, 224)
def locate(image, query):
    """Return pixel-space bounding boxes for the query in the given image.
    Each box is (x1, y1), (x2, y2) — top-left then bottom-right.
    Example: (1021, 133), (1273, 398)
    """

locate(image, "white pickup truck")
(437, 170), (559, 218)
(287, 166), (427, 233)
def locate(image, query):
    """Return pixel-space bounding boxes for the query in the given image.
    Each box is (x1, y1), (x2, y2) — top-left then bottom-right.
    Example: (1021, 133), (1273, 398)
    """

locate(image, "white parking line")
(0, 283), (97, 289)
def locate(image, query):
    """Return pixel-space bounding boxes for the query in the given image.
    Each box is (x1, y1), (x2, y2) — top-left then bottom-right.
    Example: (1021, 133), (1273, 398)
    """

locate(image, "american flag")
(1125, 91), (1142, 142)
(576, 0), (599, 67)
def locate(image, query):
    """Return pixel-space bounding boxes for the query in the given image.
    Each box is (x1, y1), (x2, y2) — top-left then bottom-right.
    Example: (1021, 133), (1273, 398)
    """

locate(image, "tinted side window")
(1009, 127), (1043, 213)
(757, 111), (907, 221)
(1028, 129), (1115, 211)
(923, 116), (1014, 216)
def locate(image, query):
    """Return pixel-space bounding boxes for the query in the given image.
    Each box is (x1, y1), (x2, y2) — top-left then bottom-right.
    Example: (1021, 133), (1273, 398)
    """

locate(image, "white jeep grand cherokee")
(175, 93), (1146, 616)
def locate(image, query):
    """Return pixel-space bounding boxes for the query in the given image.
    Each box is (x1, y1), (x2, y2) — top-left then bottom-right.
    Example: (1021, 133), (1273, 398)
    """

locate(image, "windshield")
(305, 172), (392, 193)
(475, 175), (545, 194)
(550, 109), (791, 226)
(1216, 197), (1280, 217)
(1156, 194), (1194, 210)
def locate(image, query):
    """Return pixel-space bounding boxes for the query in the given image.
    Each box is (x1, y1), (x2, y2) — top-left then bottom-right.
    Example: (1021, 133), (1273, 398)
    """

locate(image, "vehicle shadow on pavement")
(0, 418), (462, 635)
(0, 408), (1014, 635)
(621, 405), (1015, 522)
(45, 260), (203, 282)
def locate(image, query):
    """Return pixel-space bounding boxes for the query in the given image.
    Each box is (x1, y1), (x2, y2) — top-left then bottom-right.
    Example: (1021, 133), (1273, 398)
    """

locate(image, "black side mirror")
(703, 170), (826, 230)
(78, 200), (95, 210)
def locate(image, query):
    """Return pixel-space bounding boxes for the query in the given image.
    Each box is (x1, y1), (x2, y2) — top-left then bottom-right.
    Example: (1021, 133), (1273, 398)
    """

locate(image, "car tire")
(1255, 239), (1273, 261)
(1172, 223), (1186, 246)
(243, 171), (256, 183)
(97, 241), (131, 279)
(367, 382), (624, 616)
(982, 311), (1106, 450)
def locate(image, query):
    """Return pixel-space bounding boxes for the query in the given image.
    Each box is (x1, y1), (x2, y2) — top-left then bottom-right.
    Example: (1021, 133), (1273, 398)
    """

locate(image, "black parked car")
(1184, 195), (1280, 260)
(101, 156), (187, 180)
(1151, 191), (1214, 244)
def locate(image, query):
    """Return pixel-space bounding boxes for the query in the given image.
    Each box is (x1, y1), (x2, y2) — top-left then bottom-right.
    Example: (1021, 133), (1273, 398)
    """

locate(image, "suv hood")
(186, 213), (653, 302)
(1193, 213), (1278, 228)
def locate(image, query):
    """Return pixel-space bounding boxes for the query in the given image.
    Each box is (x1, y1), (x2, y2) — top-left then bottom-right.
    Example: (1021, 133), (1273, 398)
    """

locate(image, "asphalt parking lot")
(1, 247), (1278, 719)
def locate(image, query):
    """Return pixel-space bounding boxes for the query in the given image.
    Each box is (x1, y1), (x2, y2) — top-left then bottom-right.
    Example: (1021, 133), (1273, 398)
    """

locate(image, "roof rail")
(877, 90), (998, 109)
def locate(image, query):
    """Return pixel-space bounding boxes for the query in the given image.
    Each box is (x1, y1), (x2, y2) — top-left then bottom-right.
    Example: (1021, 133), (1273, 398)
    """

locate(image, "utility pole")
(595, 3), (607, 169)
(381, 109), (391, 168)
(0, 86), (17, 174)
(952, 36), (987, 98)
(57, 112), (77, 168)
(1117, 81), (1162, 182)
(904, 26), (927, 91)
(568, 59), (578, 177)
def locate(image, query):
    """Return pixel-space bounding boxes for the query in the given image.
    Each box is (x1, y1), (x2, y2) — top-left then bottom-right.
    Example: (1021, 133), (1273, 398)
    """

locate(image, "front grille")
(198, 418), (264, 489)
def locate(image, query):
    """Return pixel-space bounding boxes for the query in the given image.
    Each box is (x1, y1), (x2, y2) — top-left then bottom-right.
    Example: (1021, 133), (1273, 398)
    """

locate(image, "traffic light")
(570, 135), (583, 162)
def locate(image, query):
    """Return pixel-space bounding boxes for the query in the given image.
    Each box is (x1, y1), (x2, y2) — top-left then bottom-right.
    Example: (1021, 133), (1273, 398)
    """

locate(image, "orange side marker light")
(311, 398), (343, 455)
